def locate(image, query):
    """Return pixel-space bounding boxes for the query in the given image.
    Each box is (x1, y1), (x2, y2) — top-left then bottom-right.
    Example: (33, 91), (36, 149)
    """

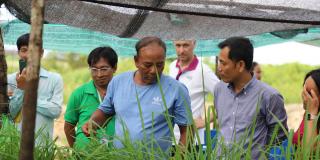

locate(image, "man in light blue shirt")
(215, 37), (288, 159)
(82, 36), (192, 154)
(8, 33), (63, 139)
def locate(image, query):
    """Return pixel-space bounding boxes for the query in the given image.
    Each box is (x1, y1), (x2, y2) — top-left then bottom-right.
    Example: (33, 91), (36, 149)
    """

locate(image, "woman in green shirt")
(64, 47), (117, 149)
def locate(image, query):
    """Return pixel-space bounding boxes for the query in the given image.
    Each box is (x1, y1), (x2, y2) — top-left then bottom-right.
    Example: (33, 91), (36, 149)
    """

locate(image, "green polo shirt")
(64, 80), (115, 149)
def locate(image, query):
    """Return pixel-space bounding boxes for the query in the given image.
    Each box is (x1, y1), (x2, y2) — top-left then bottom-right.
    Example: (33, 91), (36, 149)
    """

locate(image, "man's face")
(90, 58), (116, 87)
(253, 65), (262, 80)
(174, 40), (195, 62)
(135, 43), (165, 85)
(218, 47), (241, 83)
(18, 46), (28, 60)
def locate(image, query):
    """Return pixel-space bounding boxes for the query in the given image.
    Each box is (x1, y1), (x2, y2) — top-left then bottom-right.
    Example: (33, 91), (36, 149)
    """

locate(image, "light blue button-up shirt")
(214, 77), (288, 159)
(8, 68), (63, 139)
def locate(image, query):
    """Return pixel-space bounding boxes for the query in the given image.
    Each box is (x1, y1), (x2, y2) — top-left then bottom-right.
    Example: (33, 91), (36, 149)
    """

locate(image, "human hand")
(16, 69), (27, 90)
(7, 88), (13, 97)
(194, 117), (205, 129)
(302, 88), (319, 115)
(82, 120), (97, 137)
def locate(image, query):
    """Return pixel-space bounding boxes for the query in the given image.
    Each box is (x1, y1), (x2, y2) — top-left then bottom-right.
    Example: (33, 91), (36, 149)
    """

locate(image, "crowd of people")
(7, 33), (320, 158)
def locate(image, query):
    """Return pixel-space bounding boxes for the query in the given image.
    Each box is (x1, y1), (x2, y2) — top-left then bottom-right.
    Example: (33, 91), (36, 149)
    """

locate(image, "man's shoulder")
(214, 81), (228, 91)
(161, 74), (180, 85)
(113, 71), (133, 80)
(161, 74), (189, 92)
(43, 69), (62, 80)
(255, 80), (282, 98)
(73, 81), (92, 93)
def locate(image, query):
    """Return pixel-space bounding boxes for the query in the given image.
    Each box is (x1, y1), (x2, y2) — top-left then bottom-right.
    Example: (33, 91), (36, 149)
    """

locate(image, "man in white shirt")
(169, 40), (219, 144)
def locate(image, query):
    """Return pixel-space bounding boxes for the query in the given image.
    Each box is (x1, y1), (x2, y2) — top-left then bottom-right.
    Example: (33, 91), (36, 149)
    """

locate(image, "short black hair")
(16, 33), (30, 50)
(251, 61), (259, 72)
(218, 37), (253, 71)
(135, 36), (166, 56)
(87, 47), (118, 68)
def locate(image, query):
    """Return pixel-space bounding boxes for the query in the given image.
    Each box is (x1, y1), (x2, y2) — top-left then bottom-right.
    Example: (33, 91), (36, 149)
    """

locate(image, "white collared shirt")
(169, 57), (219, 144)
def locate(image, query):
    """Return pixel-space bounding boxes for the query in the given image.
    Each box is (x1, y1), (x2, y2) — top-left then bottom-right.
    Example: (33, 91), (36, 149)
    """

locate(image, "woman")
(293, 69), (320, 147)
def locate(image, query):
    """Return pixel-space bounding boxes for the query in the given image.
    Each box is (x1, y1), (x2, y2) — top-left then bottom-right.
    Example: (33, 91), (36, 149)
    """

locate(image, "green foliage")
(261, 63), (320, 104)
(6, 53), (320, 105)
(0, 117), (71, 159)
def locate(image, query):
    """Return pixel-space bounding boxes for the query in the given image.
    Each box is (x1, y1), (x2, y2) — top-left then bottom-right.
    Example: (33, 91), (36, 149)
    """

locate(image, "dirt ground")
(53, 104), (305, 147)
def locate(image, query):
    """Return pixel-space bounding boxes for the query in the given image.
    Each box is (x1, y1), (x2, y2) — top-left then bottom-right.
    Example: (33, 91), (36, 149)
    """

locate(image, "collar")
(175, 56), (199, 80)
(84, 80), (98, 95)
(39, 68), (49, 78)
(227, 76), (257, 95)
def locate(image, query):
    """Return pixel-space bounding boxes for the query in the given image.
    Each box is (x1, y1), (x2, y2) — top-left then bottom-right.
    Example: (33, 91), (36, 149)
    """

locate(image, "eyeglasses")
(90, 67), (113, 75)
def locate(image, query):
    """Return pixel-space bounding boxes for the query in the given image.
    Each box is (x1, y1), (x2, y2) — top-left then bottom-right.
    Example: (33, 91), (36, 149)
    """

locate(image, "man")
(252, 61), (262, 80)
(64, 47), (117, 149)
(82, 36), (192, 154)
(214, 37), (288, 159)
(8, 33), (63, 139)
(169, 40), (219, 144)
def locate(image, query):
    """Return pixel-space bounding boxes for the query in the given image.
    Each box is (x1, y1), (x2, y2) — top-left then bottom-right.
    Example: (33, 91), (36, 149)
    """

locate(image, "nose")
(176, 46), (184, 54)
(96, 70), (103, 77)
(217, 64), (222, 73)
(150, 65), (157, 74)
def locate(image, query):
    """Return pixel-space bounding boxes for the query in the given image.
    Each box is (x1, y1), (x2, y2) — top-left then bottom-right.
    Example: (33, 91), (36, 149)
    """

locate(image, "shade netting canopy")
(2, 20), (320, 56)
(3, 0), (320, 40)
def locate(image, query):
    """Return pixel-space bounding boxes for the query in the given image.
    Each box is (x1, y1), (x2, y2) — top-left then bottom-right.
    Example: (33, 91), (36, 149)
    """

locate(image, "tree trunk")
(0, 28), (9, 120)
(19, 0), (44, 159)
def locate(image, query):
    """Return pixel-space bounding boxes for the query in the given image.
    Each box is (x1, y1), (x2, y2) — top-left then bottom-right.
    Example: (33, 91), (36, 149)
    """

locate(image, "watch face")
(307, 113), (318, 121)
(307, 113), (311, 120)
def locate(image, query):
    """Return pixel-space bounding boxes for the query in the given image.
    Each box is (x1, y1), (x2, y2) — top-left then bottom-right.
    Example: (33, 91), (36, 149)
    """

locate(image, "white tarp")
(254, 42), (320, 65)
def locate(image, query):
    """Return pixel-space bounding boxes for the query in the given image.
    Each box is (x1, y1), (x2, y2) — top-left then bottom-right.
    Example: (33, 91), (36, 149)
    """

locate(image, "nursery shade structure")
(2, 20), (320, 56)
(4, 0), (320, 40)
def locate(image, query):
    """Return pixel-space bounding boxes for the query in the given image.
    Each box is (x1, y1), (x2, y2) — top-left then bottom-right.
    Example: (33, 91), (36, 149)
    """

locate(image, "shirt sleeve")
(174, 84), (192, 126)
(265, 93), (288, 144)
(36, 75), (63, 119)
(64, 89), (80, 125)
(203, 64), (219, 95)
(9, 89), (24, 119)
(98, 79), (115, 115)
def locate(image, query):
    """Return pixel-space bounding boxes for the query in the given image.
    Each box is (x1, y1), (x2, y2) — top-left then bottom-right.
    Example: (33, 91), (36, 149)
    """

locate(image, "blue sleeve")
(98, 78), (115, 115)
(265, 93), (288, 143)
(9, 89), (24, 118)
(174, 84), (192, 126)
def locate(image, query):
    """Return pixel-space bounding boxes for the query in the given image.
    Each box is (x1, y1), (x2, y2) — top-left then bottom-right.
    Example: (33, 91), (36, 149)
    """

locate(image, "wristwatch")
(307, 113), (318, 121)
